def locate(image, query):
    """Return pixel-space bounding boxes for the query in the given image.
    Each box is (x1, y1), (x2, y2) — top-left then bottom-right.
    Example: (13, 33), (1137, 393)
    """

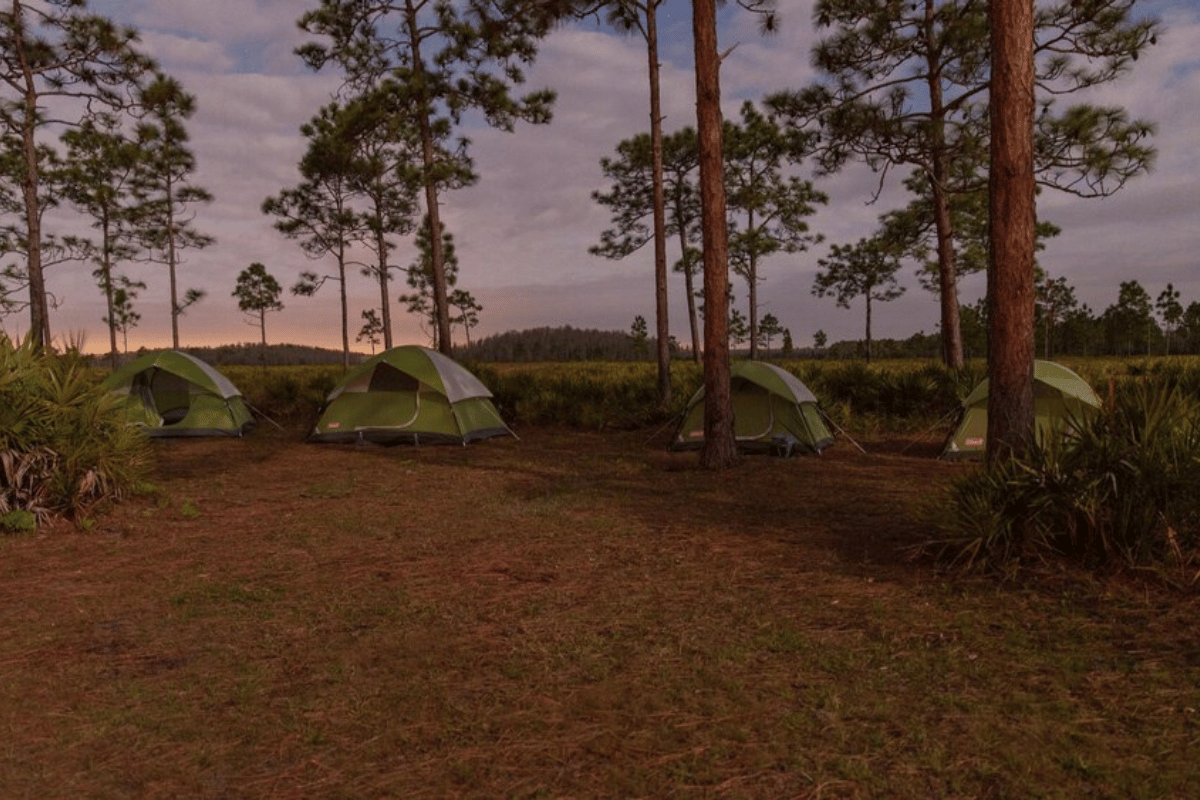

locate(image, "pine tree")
(104, 278), (144, 354)
(333, 86), (427, 350)
(59, 114), (143, 368)
(0, 0), (154, 346)
(692, 0), (736, 468)
(987, 0), (1037, 461)
(769, 0), (1159, 370)
(132, 74), (213, 348)
(1156, 283), (1183, 356)
(813, 237), (906, 363)
(601, 0), (674, 405)
(592, 128), (702, 361)
(298, 0), (560, 356)
(356, 309), (384, 355)
(264, 102), (372, 370)
(724, 101), (826, 359)
(232, 263), (284, 347)
(399, 216), (470, 351)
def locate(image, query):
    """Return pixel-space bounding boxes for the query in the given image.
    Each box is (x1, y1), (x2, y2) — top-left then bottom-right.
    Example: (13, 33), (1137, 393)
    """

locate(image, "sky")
(9, 0), (1200, 354)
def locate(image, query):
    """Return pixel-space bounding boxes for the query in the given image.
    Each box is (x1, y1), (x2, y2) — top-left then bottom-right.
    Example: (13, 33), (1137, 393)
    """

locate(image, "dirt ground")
(5, 425), (1197, 797)
(99, 424), (956, 578)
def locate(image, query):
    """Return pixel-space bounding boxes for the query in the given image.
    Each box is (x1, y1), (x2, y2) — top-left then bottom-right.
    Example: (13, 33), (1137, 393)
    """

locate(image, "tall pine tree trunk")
(375, 217), (393, 350)
(865, 292), (873, 364)
(987, 0), (1036, 463)
(167, 202), (180, 349)
(746, 212), (759, 360)
(405, 0), (452, 356)
(680, 239), (701, 362)
(930, 169), (963, 369)
(17, 11), (49, 348)
(692, 0), (736, 469)
(924, 0), (964, 370)
(337, 243), (350, 370)
(101, 214), (119, 369)
(646, 4), (671, 407)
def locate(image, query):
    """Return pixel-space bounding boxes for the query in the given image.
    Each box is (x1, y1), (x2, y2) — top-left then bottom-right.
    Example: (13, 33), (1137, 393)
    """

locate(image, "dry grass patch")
(1, 426), (1198, 797)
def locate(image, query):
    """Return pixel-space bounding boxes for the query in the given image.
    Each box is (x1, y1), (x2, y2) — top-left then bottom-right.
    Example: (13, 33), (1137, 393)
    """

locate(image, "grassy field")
(3, 419), (1199, 797)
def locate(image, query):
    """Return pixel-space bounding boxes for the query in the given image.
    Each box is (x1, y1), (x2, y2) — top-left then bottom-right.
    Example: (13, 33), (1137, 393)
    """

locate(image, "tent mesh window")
(127, 371), (163, 426)
(150, 369), (194, 424)
(368, 364), (421, 393)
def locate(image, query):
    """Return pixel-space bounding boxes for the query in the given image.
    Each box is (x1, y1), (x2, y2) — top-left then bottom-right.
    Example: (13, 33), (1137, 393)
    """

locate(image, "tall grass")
(473, 362), (702, 429)
(222, 364), (343, 425)
(175, 357), (1200, 438)
(1, 335), (153, 528)
(197, 358), (988, 434)
(795, 360), (980, 432)
(931, 380), (1200, 582)
(473, 359), (977, 432)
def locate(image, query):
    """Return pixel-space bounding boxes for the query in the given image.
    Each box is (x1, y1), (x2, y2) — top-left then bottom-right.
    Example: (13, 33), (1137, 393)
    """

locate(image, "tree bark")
(337, 243), (350, 370)
(865, 291), (873, 364)
(16, 0), (49, 348)
(671, 184), (701, 361)
(375, 214), (392, 350)
(747, 211), (759, 360)
(678, 231), (701, 362)
(405, 0), (452, 356)
(924, 0), (964, 371)
(167, 189), (180, 349)
(100, 212), (119, 369)
(646, 3), (672, 407)
(692, 0), (737, 469)
(986, 0), (1037, 463)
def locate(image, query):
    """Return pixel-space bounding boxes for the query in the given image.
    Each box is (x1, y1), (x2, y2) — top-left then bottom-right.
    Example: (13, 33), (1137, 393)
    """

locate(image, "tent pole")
(819, 408), (866, 454)
(645, 411), (685, 446)
(245, 402), (285, 432)
(901, 407), (960, 455)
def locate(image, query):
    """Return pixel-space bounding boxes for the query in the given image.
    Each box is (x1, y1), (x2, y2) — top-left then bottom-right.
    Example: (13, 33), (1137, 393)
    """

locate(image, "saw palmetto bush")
(223, 364), (342, 424)
(932, 380), (1200, 581)
(1, 335), (152, 528)
(476, 362), (701, 429)
(803, 360), (977, 430)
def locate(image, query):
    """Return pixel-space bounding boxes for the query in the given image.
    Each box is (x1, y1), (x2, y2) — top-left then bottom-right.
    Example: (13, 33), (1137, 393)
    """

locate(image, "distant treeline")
(458, 326), (655, 362)
(821, 331), (946, 361)
(97, 342), (367, 368)
(88, 329), (950, 368)
(458, 325), (946, 363)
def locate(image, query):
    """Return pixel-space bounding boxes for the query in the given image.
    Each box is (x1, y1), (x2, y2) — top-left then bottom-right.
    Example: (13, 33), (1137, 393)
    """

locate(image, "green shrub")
(931, 380), (1200, 580)
(1, 335), (153, 528)
(210, 358), (995, 434)
(474, 362), (699, 430)
(791, 360), (974, 428)
(223, 364), (342, 425)
(473, 359), (975, 432)
(1, 509), (36, 532)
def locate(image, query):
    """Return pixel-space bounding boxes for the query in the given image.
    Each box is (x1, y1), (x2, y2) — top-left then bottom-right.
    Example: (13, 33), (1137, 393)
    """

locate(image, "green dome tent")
(671, 361), (834, 455)
(102, 350), (255, 438)
(942, 360), (1101, 460)
(310, 345), (513, 446)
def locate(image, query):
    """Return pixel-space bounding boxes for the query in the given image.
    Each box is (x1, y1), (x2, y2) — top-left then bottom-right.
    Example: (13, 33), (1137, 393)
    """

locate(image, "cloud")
(19, 0), (1200, 354)
(137, 31), (235, 73)
(104, 0), (303, 49)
